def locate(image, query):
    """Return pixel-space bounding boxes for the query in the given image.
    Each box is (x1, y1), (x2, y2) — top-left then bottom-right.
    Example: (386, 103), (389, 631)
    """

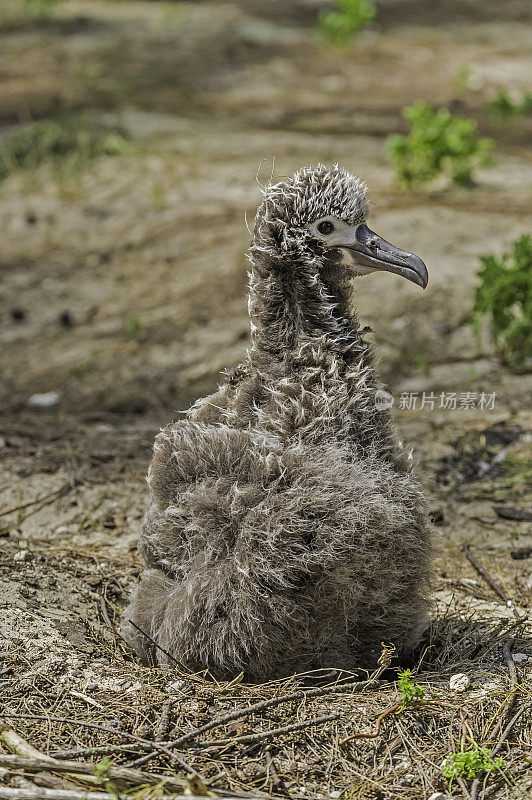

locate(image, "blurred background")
(0, 0), (530, 552)
(1, 0), (531, 419)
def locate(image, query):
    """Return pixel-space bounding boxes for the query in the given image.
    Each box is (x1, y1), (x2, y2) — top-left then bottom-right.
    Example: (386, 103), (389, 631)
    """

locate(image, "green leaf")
(397, 669), (425, 707)
(386, 103), (494, 188)
(317, 0), (376, 48)
(470, 235), (532, 366)
(442, 745), (505, 781)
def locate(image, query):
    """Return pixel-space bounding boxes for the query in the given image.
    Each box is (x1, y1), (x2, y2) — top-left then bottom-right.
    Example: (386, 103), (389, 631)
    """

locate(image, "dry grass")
(1, 417), (531, 800)
(1, 568), (530, 800)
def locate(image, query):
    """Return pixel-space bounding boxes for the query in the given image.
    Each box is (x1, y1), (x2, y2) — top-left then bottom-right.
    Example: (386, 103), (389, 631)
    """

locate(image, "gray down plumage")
(120, 164), (433, 679)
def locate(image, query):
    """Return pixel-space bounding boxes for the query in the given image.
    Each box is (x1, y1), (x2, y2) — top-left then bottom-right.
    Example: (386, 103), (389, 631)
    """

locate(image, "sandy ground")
(0, 1), (531, 798)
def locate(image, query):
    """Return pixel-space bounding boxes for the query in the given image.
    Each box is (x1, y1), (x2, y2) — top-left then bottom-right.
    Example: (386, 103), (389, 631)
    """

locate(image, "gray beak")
(341, 224), (428, 289)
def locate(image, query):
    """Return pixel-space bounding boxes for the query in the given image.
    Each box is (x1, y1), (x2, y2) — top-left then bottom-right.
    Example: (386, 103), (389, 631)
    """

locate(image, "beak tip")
(412, 256), (429, 290)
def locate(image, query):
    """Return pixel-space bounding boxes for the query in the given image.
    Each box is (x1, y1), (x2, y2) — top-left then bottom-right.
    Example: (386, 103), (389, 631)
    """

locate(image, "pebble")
(428, 794), (454, 800)
(449, 673), (471, 691)
(14, 550), (30, 562)
(28, 391), (61, 408)
(166, 679), (186, 693)
(55, 525), (70, 535)
(511, 653), (528, 664)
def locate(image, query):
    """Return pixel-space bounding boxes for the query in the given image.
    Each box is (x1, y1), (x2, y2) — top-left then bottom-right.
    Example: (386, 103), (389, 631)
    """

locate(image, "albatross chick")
(121, 164), (433, 679)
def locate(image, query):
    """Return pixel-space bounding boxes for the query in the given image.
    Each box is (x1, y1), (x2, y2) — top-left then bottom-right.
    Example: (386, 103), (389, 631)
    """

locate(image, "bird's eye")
(317, 220), (334, 235)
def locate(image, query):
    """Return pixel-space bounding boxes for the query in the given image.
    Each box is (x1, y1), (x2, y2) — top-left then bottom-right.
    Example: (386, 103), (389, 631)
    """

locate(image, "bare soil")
(0, 2), (531, 798)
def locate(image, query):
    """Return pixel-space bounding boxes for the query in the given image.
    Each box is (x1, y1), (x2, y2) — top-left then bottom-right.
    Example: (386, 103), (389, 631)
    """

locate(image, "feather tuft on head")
(257, 163), (369, 229)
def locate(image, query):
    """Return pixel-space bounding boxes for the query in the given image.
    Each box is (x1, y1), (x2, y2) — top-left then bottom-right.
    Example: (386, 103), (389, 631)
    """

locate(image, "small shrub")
(387, 103), (494, 188)
(151, 183), (167, 207)
(485, 88), (532, 122)
(0, 115), (132, 183)
(397, 669), (425, 707)
(442, 745), (504, 782)
(317, 0), (376, 48)
(126, 314), (142, 342)
(470, 235), (532, 367)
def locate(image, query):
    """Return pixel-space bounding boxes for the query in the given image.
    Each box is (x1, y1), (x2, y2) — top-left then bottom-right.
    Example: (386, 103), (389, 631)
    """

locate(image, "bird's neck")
(244, 253), (401, 467)
(247, 257), (366, 363)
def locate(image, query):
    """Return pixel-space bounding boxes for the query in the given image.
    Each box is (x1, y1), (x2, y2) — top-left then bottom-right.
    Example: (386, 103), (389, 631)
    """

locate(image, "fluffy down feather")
(121, 165), (433, 679)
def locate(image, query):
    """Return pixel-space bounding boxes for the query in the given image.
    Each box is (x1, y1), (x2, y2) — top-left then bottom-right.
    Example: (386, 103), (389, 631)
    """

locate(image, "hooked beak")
(339, 224), (428, 289)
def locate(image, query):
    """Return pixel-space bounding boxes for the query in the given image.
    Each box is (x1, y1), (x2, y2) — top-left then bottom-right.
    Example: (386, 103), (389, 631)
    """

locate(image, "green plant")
(397, 669), (425, 707)
(151, 182), (166, 207)
(92, 757), (112, 780)
(485, 88), (532, 122)
(22, 0), (63, 20)
(387, 103), (494, 188)
(317, 0), (375, 48)
(442, 745), (504, 782)
(470, 235), (532, 367)
(0, 115), (132, 184)
(452, 66), (472, 94)
(413, 355), (428, 373)
(126, 313), (142, 341)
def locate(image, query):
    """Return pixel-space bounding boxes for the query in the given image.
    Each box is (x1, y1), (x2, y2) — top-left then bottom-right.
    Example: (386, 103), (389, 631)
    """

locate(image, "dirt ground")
(0, 1), (531, 799)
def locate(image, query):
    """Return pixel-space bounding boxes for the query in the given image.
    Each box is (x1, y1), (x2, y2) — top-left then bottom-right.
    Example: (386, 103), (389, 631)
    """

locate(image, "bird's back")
(122, 344), (430, 678)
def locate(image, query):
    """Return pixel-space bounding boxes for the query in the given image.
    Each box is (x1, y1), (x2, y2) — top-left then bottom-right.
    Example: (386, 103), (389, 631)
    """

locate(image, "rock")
(28, 392), (60, 408)
(55, 525), (70, 535)
(510, 547), (532, 560)
(511, 653), (528, 664)
(122, 680), (142, 693)
(166, 679), (186, 693)
(428, 794), (454, 800)
(449, 673), (471, 691)
(14, 550), (30, 563)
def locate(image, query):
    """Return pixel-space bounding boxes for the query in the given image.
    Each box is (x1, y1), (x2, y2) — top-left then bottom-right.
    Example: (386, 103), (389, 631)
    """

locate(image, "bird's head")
(251, 164), (428, 289)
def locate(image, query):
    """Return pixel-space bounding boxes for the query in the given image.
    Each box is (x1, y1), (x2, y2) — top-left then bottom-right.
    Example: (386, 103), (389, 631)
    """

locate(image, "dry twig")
(128, 698), (175, 767)
(462, 545), (510, 604)
(0, 481), (80, 525)
(0, 726), (54, 762)
(126, 619), (182, 667)
(191, 711), (341, 750)
(0, 755), (189, 794)
(0, 791), (264, 800)
(470, 643), (528, 800)
(0, 714), (201, 781)
(127, 665), (387, 767)
(155, 699), (174, 743)
(264, 748), (290, 797)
